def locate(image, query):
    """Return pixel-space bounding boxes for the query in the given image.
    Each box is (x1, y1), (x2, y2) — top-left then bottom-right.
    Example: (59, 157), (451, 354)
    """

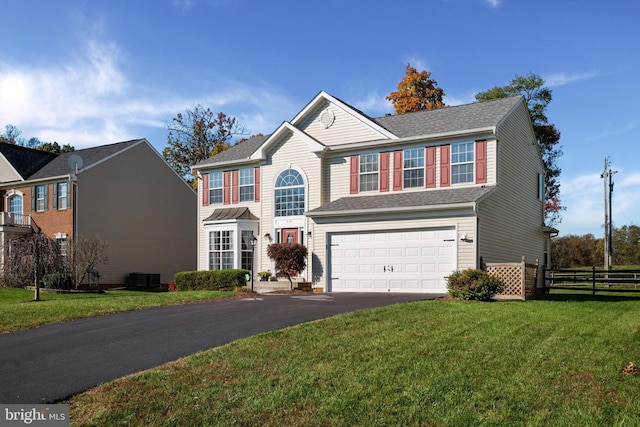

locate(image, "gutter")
(324, 126), (497, 153)
(306, 201), (478, 218)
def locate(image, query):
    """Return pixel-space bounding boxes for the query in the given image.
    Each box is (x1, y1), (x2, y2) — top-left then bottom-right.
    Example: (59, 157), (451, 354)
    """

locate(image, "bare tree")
(70, 235), (109, 289)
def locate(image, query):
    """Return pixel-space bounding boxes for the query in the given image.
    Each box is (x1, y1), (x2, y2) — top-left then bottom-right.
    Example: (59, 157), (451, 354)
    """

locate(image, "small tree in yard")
(70, 235), (109, 289)
(266, 243), (307, 290)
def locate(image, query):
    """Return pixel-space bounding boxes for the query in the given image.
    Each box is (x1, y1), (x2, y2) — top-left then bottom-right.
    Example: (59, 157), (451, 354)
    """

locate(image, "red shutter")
(440, 145), (450, 187)
(475, 140), (487, 184)
(231, 170), (239, 204)
(202, 173), (209, 206)
(254, 167), (260, 202)
(349, 156), (359, 194)
(426, 147), (436, 188)
(380, 152), (389, 192)
(393, 150), (403, 191)
(223, 171), (231, 204)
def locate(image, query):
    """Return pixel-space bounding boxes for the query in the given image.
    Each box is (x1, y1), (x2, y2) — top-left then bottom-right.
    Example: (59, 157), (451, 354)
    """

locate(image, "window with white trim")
(209, 230), (234, 270)
(241, 230), (254, 271)
(359, 153), (379, 192)
(274, 169), (305, 217)
(57, 182), (69, 210)
(239, 168), (254, 202)
(208, 172), (223, 204)
(451, 142), (474, 184)
(403, 148), (424, 188)
(35, 185), (47, 211)
(8, 194), (22, 215)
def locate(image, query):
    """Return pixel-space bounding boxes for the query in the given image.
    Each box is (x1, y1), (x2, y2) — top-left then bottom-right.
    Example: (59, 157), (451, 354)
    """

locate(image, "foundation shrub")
(447, 268), (504, 301)
(174, 269), (249, 291)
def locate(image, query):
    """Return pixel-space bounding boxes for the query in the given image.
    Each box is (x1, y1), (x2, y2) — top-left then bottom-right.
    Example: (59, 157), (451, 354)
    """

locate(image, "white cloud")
(0, 35), (296, 149)
(353, 93), (393, 117)
(558, 170), (639, 237)
(545, 71), (599, 87)
(484, 0), (501, 8)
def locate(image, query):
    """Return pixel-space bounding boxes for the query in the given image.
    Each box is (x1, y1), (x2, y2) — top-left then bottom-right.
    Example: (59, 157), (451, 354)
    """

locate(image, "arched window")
(8, 194), (23, 215)
(274, 169), (305, 217)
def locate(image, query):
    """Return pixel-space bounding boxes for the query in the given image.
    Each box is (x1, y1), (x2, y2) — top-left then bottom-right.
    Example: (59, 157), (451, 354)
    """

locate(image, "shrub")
(42, 273), (74, 290)
(447, 269), (504, 301)
(173, 269), (249, 291)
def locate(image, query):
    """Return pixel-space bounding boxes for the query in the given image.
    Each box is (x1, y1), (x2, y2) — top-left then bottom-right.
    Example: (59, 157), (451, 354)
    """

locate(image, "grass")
(0, 287), (235, 334)
(66, 293), (640, 426)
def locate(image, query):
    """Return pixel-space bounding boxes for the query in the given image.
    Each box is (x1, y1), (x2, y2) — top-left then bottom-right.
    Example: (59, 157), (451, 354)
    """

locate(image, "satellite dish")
(68, 154), (84, 173)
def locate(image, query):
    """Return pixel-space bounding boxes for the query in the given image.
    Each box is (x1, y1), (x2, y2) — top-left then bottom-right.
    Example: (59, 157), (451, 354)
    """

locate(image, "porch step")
(251, 280), (311, 294)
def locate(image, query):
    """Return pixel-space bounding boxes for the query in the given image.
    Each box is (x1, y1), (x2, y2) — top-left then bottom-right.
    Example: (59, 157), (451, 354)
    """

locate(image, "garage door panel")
(329, 227), (456, 293)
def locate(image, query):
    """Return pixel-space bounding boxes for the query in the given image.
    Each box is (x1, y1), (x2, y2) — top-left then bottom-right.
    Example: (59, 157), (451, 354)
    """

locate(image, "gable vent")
(320, 108), (335, 129)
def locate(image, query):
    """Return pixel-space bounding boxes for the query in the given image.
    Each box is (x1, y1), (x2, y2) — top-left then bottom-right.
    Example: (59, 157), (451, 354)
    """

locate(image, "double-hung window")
(208, 172), (223, 204)
(451, 142), (474, 184)
(57, 182), (69, 210)
(403, 148), (424, 188)
(241, 230), (254, 271)
(239, 168), (254, 202)
(359, 153), (379, 192)
(35, 185), (47, 211)
(209, 230), (234, 270)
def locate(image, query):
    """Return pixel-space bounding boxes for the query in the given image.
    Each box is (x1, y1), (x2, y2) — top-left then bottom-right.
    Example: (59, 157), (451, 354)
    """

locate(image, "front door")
(281, 228), (299, 244)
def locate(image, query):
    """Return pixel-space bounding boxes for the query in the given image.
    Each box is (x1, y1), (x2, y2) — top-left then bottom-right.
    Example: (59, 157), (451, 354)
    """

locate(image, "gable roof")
(192, 93), (525, 169)
(0, 143), (57, 180)
(193, 134), (270, 169)
(27, 139), (144, 181)
(374, 96), (524, 138)
(307, 186), (494, 217)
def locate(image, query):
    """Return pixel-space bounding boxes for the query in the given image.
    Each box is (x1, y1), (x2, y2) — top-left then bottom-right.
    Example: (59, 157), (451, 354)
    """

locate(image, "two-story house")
(193, 91), (553, 293)
(0, 139), (196, 287)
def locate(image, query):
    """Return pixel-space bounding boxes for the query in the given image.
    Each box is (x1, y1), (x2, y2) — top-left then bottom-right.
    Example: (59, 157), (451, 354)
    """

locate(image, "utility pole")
(601, 157), (617, 272)
(602, 158), (608, 272)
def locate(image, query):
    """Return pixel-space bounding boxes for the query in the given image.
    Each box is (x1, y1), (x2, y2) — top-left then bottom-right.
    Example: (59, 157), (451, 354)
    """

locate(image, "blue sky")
(0, 0), (638, 237)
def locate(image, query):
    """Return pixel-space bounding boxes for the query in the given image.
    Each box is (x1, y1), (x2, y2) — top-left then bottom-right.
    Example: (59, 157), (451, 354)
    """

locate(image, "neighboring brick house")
(0, 139), (196, 286)
(192, 91), (554, 293)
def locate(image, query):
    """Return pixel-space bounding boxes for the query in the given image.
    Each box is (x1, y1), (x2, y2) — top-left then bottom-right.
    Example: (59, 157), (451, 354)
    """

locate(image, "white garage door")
(328, 227), (456, 293)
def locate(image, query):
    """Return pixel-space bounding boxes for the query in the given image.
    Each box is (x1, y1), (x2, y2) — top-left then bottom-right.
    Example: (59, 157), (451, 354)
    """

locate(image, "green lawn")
(67, 293), (640, 426)
(0, 287), (235, 333)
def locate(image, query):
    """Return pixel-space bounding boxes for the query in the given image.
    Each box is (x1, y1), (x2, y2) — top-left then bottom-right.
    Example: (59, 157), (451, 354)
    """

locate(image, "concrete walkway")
(0, 292), (442, 403)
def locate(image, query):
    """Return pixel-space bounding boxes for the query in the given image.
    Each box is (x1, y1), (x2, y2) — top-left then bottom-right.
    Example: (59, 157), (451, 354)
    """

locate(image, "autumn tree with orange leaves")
(386, 64), (446, 113)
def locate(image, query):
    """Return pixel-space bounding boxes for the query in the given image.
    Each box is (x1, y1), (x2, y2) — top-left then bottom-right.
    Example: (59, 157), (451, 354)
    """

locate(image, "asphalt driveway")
(0, 292), (442, 404)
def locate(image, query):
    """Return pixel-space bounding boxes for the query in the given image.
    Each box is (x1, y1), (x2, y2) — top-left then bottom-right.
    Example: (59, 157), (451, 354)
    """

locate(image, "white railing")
(0, 211), (32, 227)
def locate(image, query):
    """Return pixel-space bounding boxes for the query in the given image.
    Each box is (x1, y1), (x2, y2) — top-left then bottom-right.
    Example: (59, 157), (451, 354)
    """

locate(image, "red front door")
(282, 228), (299, 244)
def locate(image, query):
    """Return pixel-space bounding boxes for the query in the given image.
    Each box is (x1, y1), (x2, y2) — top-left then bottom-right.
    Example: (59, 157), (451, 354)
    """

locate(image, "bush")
(266, 243), (307, 288)
(447, 269), (504, 301)
(173, 269), (249, 291)
(42, 273), (74, 290)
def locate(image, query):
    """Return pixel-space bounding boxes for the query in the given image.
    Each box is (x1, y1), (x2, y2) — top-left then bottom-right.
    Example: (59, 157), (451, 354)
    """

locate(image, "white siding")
(310, 215), (477, 291)
(0, 156), (21, 183)
(477, 102), (546, 266)
(298, 100), (389, 146)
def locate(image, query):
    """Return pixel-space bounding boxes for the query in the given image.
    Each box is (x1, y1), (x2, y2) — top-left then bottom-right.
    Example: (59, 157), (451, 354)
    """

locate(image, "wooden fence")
(545, 267), (640, 295)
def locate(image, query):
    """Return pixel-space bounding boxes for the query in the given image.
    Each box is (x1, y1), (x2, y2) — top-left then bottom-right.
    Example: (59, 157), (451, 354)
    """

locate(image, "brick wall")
(16, 183), (74, 239)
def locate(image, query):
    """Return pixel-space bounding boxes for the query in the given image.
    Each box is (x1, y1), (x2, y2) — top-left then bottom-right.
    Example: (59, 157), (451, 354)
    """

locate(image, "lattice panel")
(487, 265), (522, 297)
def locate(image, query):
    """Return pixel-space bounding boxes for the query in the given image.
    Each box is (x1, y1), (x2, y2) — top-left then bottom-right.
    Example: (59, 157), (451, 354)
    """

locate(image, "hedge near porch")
(173, 269), (250, 291)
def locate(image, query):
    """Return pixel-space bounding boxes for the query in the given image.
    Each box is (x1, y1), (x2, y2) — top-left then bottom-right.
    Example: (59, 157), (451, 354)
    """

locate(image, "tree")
(70, 235), (109, 289)
(35, 141), (75, 154)
(0, 124), (75, 152)
(266, 243), (307, 290)
(163, 106), (245, 188)
(0, 233), (64, 299)
(386, 64), (446, 113)
(476, 73), (563, 226)
(476, 73), (564, 226)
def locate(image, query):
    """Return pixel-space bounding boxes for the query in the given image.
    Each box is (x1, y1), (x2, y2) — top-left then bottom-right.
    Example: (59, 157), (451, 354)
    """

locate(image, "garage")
(328, 227), (456, 293)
